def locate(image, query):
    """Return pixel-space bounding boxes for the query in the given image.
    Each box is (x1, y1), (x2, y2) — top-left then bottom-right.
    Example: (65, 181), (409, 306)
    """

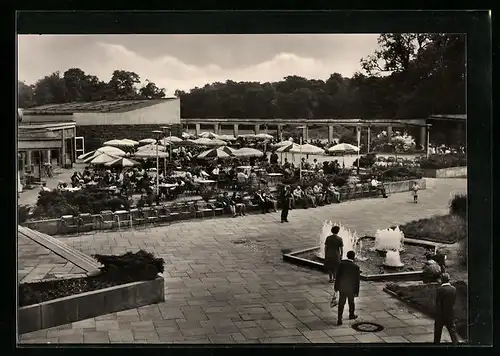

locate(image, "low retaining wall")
(384, 178), (426, 194)
(19, 275), (164, 334)
(421, 166), (467, 178)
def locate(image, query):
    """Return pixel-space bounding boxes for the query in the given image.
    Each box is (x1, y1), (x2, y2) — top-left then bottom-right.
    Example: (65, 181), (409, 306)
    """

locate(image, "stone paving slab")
(18, 179), (466, 344)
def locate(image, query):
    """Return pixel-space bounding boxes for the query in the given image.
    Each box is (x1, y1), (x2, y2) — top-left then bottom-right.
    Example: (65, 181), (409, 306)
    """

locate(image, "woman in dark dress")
(324, 225), (344, 283)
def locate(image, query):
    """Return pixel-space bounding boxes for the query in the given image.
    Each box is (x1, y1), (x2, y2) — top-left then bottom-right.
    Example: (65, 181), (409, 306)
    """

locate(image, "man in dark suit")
(280, 185), (292, 223)
(334, 250), (360, 325)
(434, 273), (460, 344)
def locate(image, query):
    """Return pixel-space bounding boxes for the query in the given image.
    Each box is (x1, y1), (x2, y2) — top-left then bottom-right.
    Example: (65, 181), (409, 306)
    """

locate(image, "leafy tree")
(18, 81), (35, 108)
(107, 70), (141, 99)
(139, 80), (166, 99)
(33, 71), (67, 105)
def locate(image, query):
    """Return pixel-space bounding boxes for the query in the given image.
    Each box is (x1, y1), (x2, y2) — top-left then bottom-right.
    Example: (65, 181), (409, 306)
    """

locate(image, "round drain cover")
(352, 322), (385, 332)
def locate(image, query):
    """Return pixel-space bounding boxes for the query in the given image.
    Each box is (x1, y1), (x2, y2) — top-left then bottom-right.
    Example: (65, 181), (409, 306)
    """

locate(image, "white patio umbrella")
(161, 136), (182, 145)
(79, 146), (127, 161)
(103, 139), (135, 148)
(232, 147), (264, 158)
(221, 146), (237, 154)
(89, 153), (121, 165)
(193, 138), (227, 146)
(255, 133), (274, 140)
(137, 143), (167, 152)
(197, 147), (233, 159)
(218, 134), (237, 141)
(326, 143), (360, 166)
(139, 138), (156, 145)
(237, 134), (256, 139)
(198, 132), (220, 139)
(276, 142), (298, 153)
(272, 140), (293, 148)
(181, 132), (192, 139)
(327, 143), (360, 154)
(121, 139), (139, 146)
(290, 143), (325, 155)
(134, 150), (169, 159)
(105, 157), (141, 167)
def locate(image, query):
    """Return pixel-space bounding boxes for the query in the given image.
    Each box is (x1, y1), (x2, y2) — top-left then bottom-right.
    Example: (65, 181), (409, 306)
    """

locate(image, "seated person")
(292, 185), (304, 208)
(326, 183), (341, 203)
(312, 183), (325, 205)
(422, 253), (442, 283)
(263, 188), (278, 212)
(231, 191), (247, 216)
(254, 189), (270, 213)
(40, 182), (51, 192)
(370, 176), (388, 198)
(218, 192), (236, 217)
(236, 169), (248, 186)
(304, 186), (317, 208)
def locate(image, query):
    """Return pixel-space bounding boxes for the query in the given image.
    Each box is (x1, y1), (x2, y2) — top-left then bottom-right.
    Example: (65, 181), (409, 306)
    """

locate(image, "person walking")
(324, 226), (344, 284)
(280, 185), (292, 223)
(334, 250), (360, 325)
(434, 273), (460, 344)
(412, 181), (420, 203)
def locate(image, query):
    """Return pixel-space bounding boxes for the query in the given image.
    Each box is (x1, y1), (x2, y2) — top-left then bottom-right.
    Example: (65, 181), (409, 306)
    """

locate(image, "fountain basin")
(283, 236), (438, 282)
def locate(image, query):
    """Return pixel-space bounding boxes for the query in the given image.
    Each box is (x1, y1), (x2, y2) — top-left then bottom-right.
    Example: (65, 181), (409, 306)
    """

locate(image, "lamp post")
(160, 125), (171, 176)
(297, 126), (305, 181)
(426, 124), (431, 158)
(152, 130), (163, 196)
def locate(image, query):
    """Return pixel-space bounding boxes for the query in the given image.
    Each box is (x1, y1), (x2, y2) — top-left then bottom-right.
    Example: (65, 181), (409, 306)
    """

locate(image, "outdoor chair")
(209, 199), (224, 216)
(168, 203), (181, 221)
(154, 205), (170, 224)
(60, 215), (79, 236)
(98, 210), (116, 230)
(195, 201), (214, 219)
(114, 210), (132, 230)
(142, 207), (158, 227)
(78, 213), (96, 235)
(130, 208), (147, 228)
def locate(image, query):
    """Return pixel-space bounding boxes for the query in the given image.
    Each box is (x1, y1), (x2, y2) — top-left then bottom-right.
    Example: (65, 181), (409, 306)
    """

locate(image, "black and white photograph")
(16, 11), (488, 346)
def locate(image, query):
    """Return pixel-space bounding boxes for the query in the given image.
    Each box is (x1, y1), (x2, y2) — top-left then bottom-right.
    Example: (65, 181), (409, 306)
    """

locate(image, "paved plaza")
(18, 178), (467, 344)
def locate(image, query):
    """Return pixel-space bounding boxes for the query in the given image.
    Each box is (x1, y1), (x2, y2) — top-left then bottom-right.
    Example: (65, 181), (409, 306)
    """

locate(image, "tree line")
(18, 33), (465, 122)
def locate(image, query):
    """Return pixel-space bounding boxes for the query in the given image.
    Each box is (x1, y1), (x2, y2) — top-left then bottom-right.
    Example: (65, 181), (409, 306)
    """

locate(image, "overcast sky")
(17, 34), (380, 96)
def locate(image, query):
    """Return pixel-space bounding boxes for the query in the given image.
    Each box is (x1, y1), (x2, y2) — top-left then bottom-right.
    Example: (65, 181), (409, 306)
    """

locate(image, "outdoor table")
(61, 187), (82, 192)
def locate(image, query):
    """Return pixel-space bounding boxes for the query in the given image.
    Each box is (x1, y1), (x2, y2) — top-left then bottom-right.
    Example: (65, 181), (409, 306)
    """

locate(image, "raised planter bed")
(421, 166), (467, 178)
(283, 236), (437, 281)
(18, 275), (164, 334)
(383, 281), (467, 341)
(400, 214), (466, 244)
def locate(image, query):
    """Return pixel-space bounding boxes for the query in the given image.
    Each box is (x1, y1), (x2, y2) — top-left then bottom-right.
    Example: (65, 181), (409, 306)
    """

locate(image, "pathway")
(19, 178), (467, 344)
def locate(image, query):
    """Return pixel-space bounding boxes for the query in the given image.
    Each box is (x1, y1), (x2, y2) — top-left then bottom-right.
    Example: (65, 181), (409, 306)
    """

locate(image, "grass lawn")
(385, 281), (467, 340)
(400, 214), (466, 243)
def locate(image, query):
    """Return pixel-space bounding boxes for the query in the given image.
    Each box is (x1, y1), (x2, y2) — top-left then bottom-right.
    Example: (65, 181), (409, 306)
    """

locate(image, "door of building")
(75, 136), (85, 159)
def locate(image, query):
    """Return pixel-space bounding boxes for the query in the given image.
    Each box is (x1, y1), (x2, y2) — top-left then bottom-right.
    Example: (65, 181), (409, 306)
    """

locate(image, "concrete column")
(195, 123), (201, 136)
(367, 126), (371, 153)
(47, 149), (51, 163)
(387, 126), (393, 137)
(26, 150), (32, 170)
(328, 125), (334, 144)
(277, 125), (283, 141)
(302, 126), (309, 142)
(420, 126), (426, 150)
(213, 123), (219, 134)
(254, 124), (260, 134)
(233, 124), (239, 137)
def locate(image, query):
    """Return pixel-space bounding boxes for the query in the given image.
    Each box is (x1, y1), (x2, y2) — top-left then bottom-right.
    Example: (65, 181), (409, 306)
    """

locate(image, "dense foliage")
(400, 214), (466, 244)
(19, 250), (164, 307)
(419, 153), (467, 169)
(353, 153), (377, 168)
(18, 205), (31, 224)
(449, 194), (467, 220)
(373, 166), (423, 182)
(32, 189), (132, 219)
(18, 34), (465, 145)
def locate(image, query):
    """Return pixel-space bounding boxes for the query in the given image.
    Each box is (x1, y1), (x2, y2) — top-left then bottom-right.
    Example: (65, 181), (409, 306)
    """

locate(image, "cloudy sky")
(18, 34), (379, 96)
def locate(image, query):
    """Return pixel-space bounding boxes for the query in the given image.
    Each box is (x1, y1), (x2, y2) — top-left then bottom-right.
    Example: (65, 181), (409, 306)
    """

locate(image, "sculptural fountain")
(317, 221), (366, 261)
(372, 226), (405, 267)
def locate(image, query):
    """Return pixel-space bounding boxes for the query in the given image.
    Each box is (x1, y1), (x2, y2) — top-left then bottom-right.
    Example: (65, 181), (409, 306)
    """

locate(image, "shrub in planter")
(449, 194), (467, 220)
(19, 250), (165, 307)
(378, 167), (422, 182)
(18, 205), (31, 224)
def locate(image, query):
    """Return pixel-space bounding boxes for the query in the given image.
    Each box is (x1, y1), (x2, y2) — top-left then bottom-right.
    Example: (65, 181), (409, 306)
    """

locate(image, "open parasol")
(198, 132), (220, 139)
(137, 143), (167, 152)
(254, 133), (273, 140)
(134, 150), (169, 159)
(192, 137), (227, 146)
(103, 139), (136, 148)
(121, 139), (139, 146)
(197, 147), (233, 159)
(105, 157), (141, 167)
(326, 143), (360, 166)
(139, 138), (156, 145)
(232, 147), (264, 158)
(218, 134), (237, 141)
(89, 153), (121, 165)
(289, 143), (325, 155)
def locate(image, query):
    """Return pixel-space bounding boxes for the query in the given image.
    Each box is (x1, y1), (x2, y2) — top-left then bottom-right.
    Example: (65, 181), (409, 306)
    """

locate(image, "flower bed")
(400, 214), (466, 244)
(419, 153), (467, 169)
(384, 282), (467, 340)
(19, 250), (164, 307)
(31, 188), (132, 220)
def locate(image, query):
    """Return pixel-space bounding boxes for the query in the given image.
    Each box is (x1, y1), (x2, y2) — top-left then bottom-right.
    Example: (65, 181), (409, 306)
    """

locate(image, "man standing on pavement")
(334, 250), (360, 325)
(280, 185), (292, 223)
(434, 273), (460, 344)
